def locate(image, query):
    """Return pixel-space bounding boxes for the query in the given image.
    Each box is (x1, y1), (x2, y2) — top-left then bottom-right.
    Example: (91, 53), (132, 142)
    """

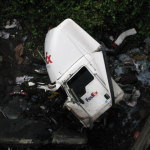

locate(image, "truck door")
(66, 66), (112, 127)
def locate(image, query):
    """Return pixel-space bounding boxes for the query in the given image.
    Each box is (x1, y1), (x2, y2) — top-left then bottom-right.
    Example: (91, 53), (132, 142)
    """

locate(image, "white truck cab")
(45, 19), (124, 128)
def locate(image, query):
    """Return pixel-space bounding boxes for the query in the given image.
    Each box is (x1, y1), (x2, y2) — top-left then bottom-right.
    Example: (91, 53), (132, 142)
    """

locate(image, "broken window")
(67, 67), (94, 97)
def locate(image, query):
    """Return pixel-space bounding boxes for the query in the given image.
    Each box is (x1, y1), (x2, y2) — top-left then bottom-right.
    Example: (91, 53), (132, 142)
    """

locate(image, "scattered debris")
(0, 31), (10, 39)
(0, 17), (150, 150)
(16, 76), (33, 85)
(126, 87), (140, 107)
(5, 19), (17, 29)
(4, 19), (21, 29)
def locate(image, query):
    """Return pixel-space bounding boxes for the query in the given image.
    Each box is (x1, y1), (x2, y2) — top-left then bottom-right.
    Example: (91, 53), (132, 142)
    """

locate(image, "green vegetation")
(0, 0), (150, 52)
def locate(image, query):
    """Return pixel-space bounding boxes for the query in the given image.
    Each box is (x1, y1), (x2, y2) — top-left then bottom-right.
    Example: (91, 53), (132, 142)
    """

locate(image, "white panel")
(45, 19), (100, 83)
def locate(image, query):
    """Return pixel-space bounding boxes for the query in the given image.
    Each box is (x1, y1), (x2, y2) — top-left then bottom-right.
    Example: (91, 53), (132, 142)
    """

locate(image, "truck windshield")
(67, 67), (94, 97)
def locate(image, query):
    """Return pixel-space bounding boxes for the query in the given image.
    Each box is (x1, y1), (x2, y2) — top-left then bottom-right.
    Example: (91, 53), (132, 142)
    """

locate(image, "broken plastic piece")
(5, 19), (17, 29)
(40, 106), (46, 110)
(28, 82), (35, 86)
(113, 28), (137, 46)
(35, 69), (47, 75)
(37, 85), (50, 91)
(109, 36), (114, 41)
(0, 31), (10, 39)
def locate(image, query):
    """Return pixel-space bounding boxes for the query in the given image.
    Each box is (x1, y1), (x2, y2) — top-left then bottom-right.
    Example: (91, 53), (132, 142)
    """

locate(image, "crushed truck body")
(45, 18), (124, 128)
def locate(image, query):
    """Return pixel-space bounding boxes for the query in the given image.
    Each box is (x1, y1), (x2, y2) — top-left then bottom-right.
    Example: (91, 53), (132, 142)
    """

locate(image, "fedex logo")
(85, 91), (98, 102)
(46, 52), (52, 64)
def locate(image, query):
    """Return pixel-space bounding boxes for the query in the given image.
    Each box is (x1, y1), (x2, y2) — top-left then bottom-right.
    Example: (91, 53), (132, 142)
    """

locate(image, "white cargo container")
(45, 19), (124, 128)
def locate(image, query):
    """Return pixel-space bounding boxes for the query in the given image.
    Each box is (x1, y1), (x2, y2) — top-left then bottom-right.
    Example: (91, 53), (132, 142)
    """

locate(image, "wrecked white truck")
(45, 19), (124, 128)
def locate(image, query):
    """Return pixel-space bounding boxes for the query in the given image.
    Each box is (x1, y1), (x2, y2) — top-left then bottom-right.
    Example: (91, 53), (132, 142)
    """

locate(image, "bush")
(0, 0), (150, 49)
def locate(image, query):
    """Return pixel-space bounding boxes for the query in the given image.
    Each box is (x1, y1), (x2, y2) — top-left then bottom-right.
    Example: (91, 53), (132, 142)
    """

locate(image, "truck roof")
(45, 19), (100, 83)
